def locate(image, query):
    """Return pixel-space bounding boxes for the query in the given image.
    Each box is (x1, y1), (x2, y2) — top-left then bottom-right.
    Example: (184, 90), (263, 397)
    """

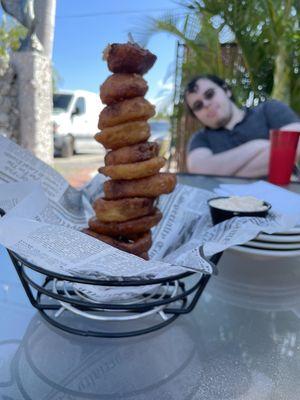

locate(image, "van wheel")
(61, 135), (74, 158)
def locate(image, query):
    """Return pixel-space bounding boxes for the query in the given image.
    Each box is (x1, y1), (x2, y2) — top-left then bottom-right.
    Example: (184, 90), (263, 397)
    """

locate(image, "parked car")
(53, 90), (103, 157)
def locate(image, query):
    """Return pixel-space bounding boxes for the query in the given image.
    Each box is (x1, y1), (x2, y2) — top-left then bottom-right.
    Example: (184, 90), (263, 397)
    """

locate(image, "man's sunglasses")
(192, 88), (216, 112)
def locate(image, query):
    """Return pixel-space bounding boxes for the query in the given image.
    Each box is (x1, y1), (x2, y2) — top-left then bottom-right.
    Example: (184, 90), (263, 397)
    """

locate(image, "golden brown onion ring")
(100, 73), (148, 105)
(103, 173), (177, 200)
(93, 197), (155, 222)
(104, 142), (159, 165)
(103, 42), (157, 75)
(94, 121), (150, 150)
(99, 157), (165, 180)
(88, 208), (162, 237)
(138, 252), (149, 260)
(98, 97), (155, 130)
(82, 228), (152, 257)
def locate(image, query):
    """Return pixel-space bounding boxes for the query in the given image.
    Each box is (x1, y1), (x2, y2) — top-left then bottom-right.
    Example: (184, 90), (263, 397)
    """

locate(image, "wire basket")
(0, 208), (221, 338)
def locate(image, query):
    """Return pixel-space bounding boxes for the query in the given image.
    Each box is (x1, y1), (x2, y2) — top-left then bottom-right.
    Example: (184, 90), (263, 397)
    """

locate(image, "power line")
(56, 7), (184, 19)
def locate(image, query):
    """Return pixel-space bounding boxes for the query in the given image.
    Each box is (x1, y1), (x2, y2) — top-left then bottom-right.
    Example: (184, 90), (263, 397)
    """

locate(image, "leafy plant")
(188, 0), (300, 107)
(135, 0), (300, 170)
(136, 0), (300, 109)
(0, 16), (26, 58)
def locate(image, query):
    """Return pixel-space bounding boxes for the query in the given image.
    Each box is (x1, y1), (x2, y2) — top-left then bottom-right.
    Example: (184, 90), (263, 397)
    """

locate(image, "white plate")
(257, 232), (300, 243)
(229, 245), (300, 259)
(247, 240), (300, 250)
(262, 226), (300, 235)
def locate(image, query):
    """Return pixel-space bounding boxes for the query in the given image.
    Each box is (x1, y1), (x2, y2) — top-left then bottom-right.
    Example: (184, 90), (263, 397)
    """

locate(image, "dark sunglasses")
(191, 88), (216, 112)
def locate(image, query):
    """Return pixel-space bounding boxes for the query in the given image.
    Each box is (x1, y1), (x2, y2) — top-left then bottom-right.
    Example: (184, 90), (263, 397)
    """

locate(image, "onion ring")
(104, 142), (159, 165)
(103, 173), (177, 199)
(88, 208), (162, 237)
(138, 252), (149, 260)
(103, 42), (157, 75)
(99, 156), (165, 180)
(82, 229), (152, 257)
(93, 197), (155, 222)
(98, 97), (155, 130)
(100, 73), (148, 105)
(94, 121), (150, 150)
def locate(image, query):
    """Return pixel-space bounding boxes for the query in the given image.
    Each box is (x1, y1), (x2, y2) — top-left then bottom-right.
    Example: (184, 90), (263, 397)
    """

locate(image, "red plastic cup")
(268, 130), (300, 185)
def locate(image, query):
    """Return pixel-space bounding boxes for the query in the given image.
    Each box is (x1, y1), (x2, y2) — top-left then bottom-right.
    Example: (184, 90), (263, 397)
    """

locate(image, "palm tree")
(135, 0), (300, 171)
(188, 0), (300, 107)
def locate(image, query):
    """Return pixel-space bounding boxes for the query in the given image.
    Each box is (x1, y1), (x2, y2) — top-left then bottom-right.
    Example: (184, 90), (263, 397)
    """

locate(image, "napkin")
(214, 180), (300, 217)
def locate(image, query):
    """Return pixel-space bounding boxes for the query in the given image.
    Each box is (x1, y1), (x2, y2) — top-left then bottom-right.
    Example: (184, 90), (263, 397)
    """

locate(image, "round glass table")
(1, 174), (300, 399)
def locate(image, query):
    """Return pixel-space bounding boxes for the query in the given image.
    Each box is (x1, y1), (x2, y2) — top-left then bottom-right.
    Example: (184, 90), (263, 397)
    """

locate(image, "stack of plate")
(230, 227), (300, 258)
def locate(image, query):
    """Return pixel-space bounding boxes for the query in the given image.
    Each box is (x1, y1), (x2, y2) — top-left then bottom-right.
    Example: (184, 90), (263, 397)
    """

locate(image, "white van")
(53, 90), (103, 157)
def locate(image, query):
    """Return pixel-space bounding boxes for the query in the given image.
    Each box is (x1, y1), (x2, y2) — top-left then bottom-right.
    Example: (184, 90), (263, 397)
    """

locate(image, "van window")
(73, 97), (86, 115)
(53, 94), (72, 111)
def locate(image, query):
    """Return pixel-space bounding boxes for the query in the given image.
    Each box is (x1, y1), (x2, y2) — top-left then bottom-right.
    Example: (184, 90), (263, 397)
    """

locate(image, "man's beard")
(213, 102), (234, 129)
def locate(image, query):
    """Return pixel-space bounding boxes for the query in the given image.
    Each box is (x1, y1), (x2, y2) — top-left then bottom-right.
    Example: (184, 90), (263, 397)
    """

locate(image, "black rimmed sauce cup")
(208, 196), (272, 225)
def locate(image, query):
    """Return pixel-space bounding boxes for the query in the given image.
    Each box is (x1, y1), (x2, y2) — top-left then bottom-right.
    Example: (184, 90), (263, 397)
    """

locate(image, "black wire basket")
(0, 208), (221, 338)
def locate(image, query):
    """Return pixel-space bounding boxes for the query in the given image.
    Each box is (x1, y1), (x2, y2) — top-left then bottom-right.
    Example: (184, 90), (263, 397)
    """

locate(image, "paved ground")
(53, 151), (105, 188)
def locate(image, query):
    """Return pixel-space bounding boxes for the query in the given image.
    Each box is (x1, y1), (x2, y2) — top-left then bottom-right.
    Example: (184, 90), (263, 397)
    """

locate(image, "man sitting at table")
(185, 75), (300, 177)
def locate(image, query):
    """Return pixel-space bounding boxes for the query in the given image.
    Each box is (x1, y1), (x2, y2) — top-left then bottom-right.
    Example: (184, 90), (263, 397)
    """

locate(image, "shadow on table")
(0, 310), (254, 400)
(3, 272), (300, 400)
(1, 314), (200, 400)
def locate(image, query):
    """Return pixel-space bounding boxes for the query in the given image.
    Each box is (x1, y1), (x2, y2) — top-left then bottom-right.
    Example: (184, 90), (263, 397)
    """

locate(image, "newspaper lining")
(0, 135), (299, 301)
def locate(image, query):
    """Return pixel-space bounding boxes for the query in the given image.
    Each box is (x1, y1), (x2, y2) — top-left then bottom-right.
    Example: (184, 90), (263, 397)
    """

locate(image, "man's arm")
(235, 145), (270, 177)
(281, 122), (300, 131)
(187, 139), (270, 176)
(279, 122), (300, 161)
(234, 123), (300, 176)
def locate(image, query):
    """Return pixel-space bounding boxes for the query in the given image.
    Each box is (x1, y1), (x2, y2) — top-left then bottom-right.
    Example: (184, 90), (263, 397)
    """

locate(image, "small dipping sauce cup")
(208, 196), (272, 225)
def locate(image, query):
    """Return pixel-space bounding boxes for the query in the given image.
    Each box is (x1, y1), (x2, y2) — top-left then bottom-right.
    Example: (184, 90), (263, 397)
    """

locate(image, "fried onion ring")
(99, 156), (165, 180)
(100, 73), (148, 105)
(82, 229), (152, 257)
(103, 42), (157, 75)
(103, 173), (177, 199)
(104, 142), (159, 165)
(93, 197), (155, 222)
(138, 252), (149, 260)
(88, 208), (162, 237)
(98, 97), (155, 130)
(94, 121), (150, 150)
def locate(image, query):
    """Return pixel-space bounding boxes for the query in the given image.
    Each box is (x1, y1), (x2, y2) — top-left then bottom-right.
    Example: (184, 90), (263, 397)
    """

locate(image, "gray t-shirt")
(188, 99), (300, 154)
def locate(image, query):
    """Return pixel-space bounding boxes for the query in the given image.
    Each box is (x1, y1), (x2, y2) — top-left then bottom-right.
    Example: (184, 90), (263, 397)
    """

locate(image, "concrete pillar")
(0, 58), (19, 141)
(11, 51), (53, 164)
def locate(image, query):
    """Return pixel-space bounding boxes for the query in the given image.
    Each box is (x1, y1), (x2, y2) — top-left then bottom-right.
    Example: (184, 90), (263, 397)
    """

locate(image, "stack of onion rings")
(83, 41), (176, 259)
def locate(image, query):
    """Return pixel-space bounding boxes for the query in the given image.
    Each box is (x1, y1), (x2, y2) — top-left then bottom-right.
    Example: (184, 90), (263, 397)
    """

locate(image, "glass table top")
(1, 174), (300, 399)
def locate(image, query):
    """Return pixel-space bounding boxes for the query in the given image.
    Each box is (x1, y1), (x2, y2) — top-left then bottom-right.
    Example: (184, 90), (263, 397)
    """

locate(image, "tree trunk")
(271, 39), (291, 104)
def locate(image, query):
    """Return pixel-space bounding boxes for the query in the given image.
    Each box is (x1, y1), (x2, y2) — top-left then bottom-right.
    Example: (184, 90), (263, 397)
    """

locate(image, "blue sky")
(52, 0), (185, 108)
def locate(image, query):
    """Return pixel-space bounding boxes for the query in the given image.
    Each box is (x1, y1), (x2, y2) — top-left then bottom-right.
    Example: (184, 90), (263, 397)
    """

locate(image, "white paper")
(0, 135), (101, 229)
(0, 136), (300, 302)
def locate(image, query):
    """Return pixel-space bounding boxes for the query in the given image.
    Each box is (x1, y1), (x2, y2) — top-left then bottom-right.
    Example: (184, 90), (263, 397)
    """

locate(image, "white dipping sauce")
(209, 196), (268, 212)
